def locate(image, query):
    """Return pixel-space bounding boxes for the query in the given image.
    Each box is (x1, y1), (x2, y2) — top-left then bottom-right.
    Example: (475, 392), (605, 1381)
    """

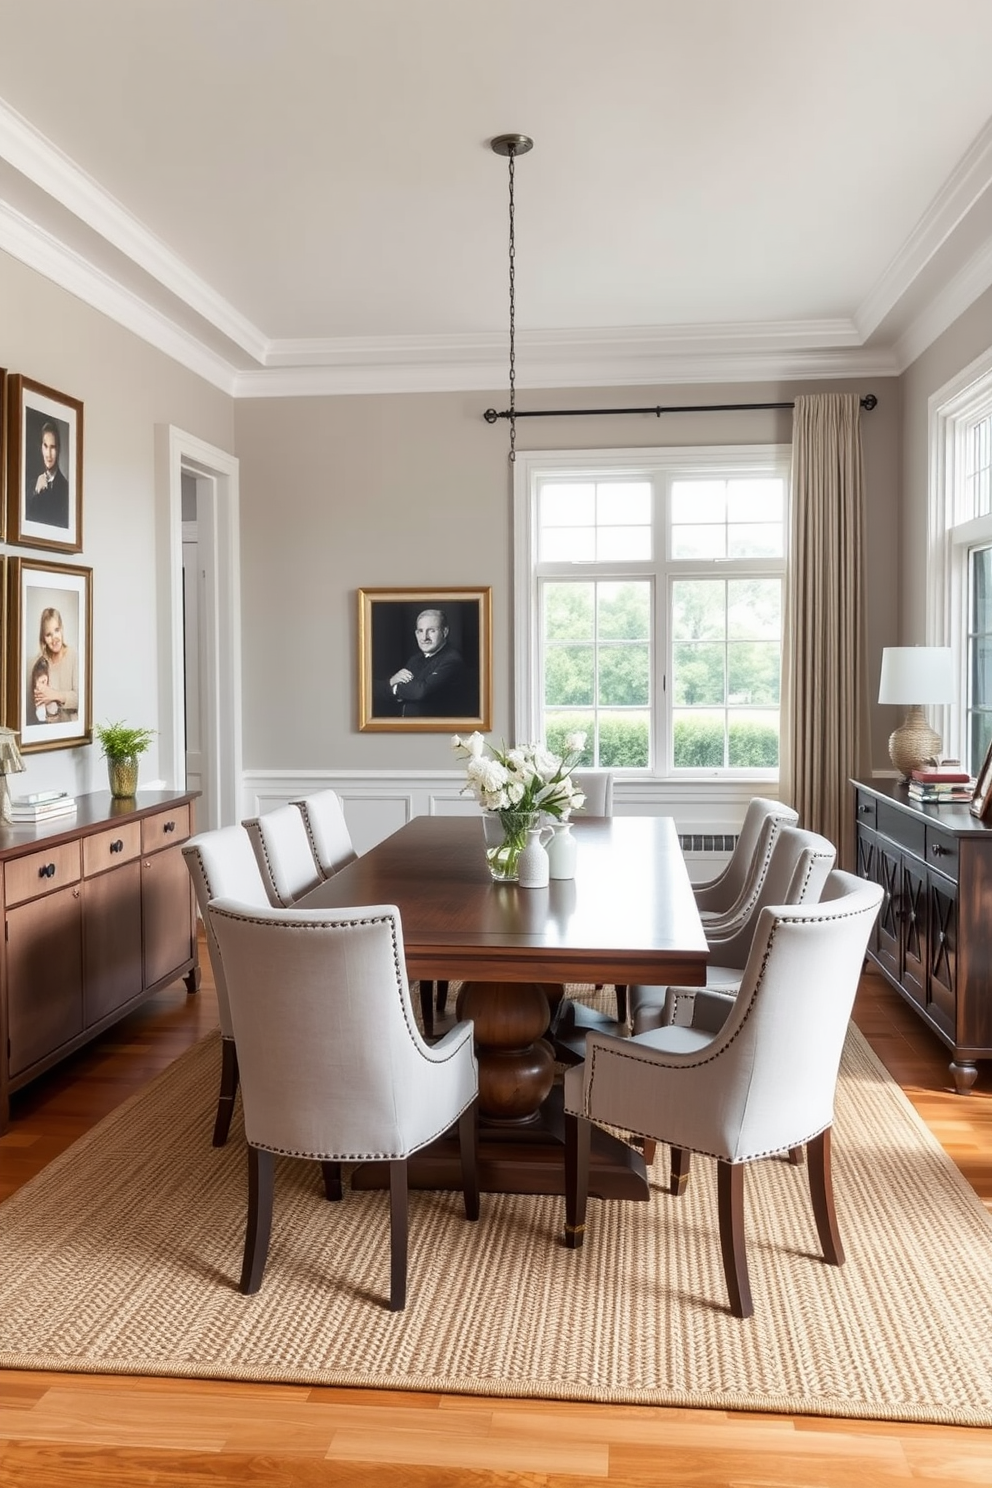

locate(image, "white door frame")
(156, 425), (241, 829)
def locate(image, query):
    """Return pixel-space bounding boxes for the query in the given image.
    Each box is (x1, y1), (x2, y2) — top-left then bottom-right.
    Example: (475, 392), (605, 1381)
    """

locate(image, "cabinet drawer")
(877, 802), (927, 859)
(855, 790), (877, 828)
(82, 821), (142, 877)
(4, 840), (81, 908)
(140, 803), (191, 855)
(925, 825), (960, 877)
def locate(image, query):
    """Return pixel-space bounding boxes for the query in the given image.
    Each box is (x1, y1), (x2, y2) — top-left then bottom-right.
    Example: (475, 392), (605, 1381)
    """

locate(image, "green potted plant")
(94, 720), (156, 799)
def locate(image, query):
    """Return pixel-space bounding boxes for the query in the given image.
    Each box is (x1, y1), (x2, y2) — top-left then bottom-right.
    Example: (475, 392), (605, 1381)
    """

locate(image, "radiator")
(678, 832), (738, 885)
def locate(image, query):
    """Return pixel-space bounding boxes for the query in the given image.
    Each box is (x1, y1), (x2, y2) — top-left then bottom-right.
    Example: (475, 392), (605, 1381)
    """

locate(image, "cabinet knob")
(163, 820), (176, 834)
(858, 803), (872, 814)
(931, 843), (949, 857)
(38, 862), (56, 879)
(110, 839), (124, 854)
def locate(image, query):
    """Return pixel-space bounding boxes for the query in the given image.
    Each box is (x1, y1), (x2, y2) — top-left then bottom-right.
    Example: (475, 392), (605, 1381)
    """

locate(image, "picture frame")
(6, 558), (93, 753)
(5, 374), (83, 553)
(358, 586), (492, 733)
(970, 738), (992, 819)
(0, 555), (6, 721)
(0, 367), (6, 543)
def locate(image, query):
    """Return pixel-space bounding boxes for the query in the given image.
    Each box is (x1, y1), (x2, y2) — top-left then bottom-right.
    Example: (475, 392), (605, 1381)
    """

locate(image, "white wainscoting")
(240, 769), (766, 876)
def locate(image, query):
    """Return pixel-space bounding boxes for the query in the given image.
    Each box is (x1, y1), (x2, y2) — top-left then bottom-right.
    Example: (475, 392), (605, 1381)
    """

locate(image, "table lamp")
(0, 727), (26, 823)
(877, 646), (955, 778)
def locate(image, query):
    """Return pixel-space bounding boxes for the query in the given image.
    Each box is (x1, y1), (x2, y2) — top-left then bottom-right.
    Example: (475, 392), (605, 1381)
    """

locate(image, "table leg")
(455, 980), (555, 1123)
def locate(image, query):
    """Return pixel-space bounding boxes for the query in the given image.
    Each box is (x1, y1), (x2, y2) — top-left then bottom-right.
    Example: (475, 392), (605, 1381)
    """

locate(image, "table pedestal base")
(350, 1085), (650, 1200)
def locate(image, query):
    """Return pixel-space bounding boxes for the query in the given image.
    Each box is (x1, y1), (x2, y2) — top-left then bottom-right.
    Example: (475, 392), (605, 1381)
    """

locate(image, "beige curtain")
(780, 393), (869, 870)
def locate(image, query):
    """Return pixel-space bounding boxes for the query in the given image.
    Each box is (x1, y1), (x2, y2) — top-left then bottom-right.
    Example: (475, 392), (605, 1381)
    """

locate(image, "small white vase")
(517, 826), (550, 888)
(547, 820), (577, 879)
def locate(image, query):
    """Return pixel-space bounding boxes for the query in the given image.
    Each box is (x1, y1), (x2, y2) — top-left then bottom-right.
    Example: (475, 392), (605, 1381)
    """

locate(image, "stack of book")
(7, 790), (78, 822)
(907, 764), (973, 804)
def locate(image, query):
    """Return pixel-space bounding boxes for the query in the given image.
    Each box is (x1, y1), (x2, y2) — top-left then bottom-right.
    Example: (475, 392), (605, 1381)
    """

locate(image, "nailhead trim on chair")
(291, 800), (326, 880)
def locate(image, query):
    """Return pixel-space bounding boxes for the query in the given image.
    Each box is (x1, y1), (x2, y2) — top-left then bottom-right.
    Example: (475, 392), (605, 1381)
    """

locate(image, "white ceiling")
(2, 0), (992, 396)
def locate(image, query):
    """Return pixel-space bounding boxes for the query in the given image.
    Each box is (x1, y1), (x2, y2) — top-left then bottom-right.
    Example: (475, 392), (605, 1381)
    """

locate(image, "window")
(514, 446), (789, 776)
(930, 357), (992, 774)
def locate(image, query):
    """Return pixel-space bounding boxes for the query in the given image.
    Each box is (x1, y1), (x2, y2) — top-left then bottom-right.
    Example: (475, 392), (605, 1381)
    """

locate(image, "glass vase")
(482, 810), (538, 882)
(108, 755), (139, 799)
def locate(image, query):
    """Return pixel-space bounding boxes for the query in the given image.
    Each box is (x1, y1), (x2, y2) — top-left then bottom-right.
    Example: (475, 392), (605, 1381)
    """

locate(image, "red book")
(910, 767), (971, 784)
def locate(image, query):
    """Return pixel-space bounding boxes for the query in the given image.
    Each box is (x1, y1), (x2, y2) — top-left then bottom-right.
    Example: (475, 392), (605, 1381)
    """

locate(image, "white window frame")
(928, 346), (992, 767)
(513, 443), (790, 784)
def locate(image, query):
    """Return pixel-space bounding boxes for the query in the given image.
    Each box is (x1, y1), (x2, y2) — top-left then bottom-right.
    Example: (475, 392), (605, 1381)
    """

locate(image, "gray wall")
(235, 376), (901, 774)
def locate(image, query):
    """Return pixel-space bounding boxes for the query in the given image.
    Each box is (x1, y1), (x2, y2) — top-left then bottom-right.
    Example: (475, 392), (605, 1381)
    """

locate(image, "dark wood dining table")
(298, 813), (708, 1199)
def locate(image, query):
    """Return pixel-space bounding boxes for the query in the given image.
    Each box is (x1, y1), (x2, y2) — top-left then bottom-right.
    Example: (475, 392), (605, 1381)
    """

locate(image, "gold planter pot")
(108, 755), (140, 799)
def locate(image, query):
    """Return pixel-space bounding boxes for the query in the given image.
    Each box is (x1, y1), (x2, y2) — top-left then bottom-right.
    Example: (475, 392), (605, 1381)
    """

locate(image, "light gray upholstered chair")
(290, 789), (358, 880)
(571, 769), (614, 817)
(182, 826), (272, 1146)
(208, 898), (480, 1311)
(693, 796), (799, 924)
(563, 870), (883, 1318)
(242, 804), (323, 907)
(629, 824), (837, 1036)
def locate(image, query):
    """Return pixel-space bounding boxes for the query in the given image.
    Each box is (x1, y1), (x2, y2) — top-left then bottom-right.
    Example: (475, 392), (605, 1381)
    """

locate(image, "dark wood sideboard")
(853, 777), (992, 1092)
(0, 790), (199, 1131)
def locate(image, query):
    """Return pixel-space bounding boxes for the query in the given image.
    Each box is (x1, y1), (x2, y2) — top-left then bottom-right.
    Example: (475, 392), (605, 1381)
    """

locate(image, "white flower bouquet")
(452, 731), (587, 879)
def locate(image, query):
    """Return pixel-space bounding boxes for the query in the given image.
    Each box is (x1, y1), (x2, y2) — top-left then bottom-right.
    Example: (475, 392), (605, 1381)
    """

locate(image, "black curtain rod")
(483, 393), (878, 423)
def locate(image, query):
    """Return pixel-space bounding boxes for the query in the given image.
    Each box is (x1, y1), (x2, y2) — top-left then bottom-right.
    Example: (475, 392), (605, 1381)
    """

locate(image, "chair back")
(182, 825), (271, 1036)
(703, 871), (884, 1159)
(207, 899), (476, 1159)
(242, 805), (323, 907)
(571, 770), (613, 816)
(694, 796), (799, 916)
(704, 820), (833, 957)
(291, 789), (357, 879)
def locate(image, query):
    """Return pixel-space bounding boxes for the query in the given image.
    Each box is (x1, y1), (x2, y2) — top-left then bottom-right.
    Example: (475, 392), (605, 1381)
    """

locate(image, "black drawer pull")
(110, 839), (124, 854)
(931, 843), (950, 857)
(163, 820), (176, 834)
(38, 862), (56, 879)
(858, 803), (873, 814)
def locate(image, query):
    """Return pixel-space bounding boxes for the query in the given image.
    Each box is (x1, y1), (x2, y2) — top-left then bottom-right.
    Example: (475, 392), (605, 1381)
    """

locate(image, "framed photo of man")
(358, 586), (492, 733)
(6, 558), (93, 753)
(6, 375), (83, 553)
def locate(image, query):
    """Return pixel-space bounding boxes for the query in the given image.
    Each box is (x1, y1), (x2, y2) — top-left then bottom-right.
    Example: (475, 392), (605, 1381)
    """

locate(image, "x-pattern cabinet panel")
(853, 779), (991, 1093)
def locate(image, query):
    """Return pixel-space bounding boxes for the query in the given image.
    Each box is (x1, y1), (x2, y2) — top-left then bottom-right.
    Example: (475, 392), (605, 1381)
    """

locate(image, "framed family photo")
(6, 558), (92, 753)
(358, 586), (492, 733)
(5, 375), (83, 553)
(970, 738), (992, 819)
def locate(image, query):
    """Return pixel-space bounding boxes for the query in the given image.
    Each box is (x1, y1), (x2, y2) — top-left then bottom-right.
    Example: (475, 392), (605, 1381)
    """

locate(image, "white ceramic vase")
(547, 820), (577, 879)
(517, 826), (550, 888)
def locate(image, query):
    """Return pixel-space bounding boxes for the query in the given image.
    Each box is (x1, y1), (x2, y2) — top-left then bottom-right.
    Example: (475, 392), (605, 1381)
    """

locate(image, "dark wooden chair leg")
(458, 1100), (480, 1220)
(640, 1137), (658, 1165)
(435, 980), (449, 1013)
(240, 1146), (274, 1294)
(669, 1145), (691, 1195)
(212, 1036), (240, 1147)
(321, 1161), (343, 1201)
(614, 984), (628, 1024)
(788, 1145), (805, 1165)
(418, 982), (435, 1039)
(564, 1112), (591, 1249)
(717, 1160), (753, 1319)
(388, 1159), (409, 1311)
(807, 1126), (844, 1266)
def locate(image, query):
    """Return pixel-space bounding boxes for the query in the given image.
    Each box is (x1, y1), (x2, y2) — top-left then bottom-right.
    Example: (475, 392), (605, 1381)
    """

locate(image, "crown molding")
(856, 114), (992, 339)
(0, 97), (269, 365)
(0, 199), (239, 393)
(892, 232), (992, 371)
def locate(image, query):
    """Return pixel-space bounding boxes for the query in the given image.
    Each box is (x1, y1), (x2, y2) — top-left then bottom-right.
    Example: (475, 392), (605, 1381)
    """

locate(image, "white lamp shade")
(878, 647), (955, 706)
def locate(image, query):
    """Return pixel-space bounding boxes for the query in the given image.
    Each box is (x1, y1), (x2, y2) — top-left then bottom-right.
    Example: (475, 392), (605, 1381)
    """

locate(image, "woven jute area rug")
(2, 1003), (991, 1426)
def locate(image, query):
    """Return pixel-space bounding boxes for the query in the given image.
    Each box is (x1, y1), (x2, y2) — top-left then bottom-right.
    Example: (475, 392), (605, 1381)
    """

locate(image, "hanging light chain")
(507, 141), (518, 464)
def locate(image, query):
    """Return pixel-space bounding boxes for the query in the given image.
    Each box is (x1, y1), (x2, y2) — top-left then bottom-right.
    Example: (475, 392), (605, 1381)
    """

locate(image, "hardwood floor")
(1, 938), (990, 1487)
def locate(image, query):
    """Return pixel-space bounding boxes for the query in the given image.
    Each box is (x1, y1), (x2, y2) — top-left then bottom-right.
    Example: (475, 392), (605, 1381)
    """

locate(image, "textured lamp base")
(888, 706), (942, 779)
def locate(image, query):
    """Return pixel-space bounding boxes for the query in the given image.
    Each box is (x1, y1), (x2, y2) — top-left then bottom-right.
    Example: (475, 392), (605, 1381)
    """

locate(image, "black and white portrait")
(359, 587), (492, 733)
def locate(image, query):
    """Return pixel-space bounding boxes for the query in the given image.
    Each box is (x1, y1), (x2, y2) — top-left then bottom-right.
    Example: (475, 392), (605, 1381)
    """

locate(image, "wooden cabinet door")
(141, 844), (194, 989)
(6, 883), (83, 1077)
(83, 860), (143, 1025)
(874, 840), (903, 984)
(927, 871), (957, 1036)
(901, 855), (928, 1008)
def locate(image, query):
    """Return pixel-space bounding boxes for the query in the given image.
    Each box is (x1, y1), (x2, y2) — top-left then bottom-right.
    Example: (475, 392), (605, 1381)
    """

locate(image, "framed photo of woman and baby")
(5, 558), (92, 752)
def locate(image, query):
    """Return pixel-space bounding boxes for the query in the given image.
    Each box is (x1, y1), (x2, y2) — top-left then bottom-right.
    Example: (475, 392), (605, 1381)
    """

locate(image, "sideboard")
(852, 777), (992, 1093)
(0, 790), (199, 1131)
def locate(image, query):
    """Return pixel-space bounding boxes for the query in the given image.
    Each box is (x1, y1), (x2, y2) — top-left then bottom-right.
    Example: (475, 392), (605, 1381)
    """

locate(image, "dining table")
(298, 813), (708, 1200)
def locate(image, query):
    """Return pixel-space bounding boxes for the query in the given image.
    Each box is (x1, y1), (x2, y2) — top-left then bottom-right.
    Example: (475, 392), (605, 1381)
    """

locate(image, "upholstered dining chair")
(629, 824), (837, 1036)
(571, 769), (614, 817)
(207, 898), (480, 1311)
(562, 870), (883, 1318)
(290, 789), (358, 880)
(693, 796), (799, 924)
(182, 825), (272, 1146)
(242, 804), (323, 908)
